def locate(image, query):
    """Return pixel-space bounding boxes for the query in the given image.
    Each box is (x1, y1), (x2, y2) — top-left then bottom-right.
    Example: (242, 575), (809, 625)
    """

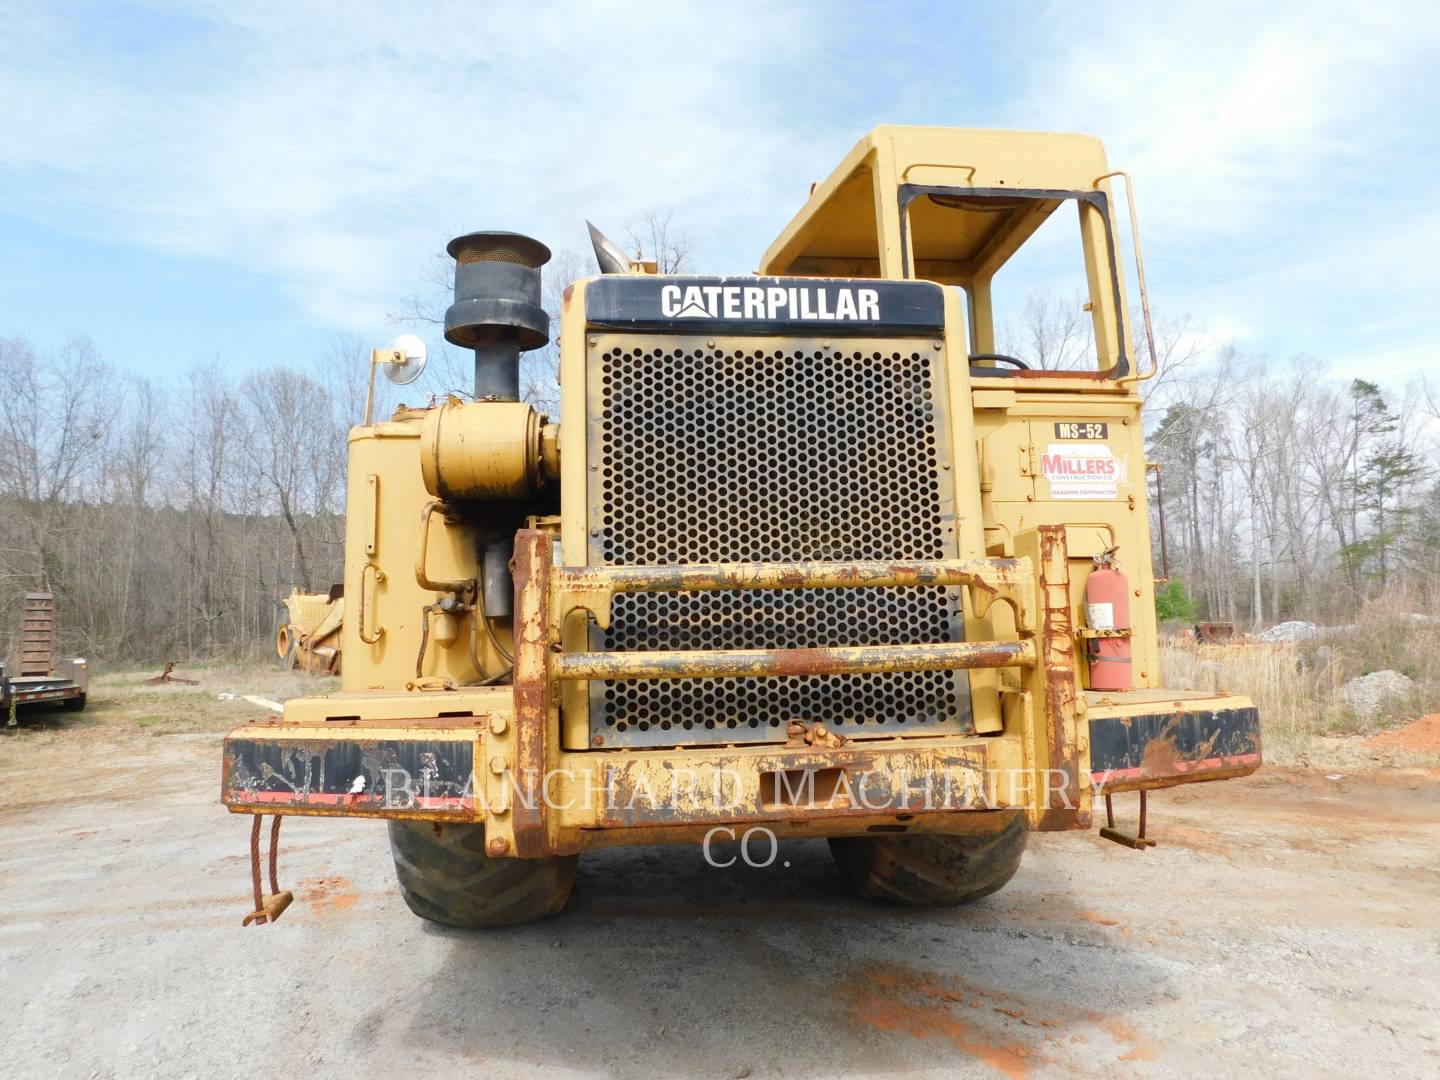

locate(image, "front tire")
(387, 821), (578, 928)
(829, 813), (1027, 906)
(275, 624), (298, 668)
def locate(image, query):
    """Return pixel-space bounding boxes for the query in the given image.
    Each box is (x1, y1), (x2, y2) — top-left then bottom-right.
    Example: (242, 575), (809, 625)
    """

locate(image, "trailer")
(3, 593), (89, 717)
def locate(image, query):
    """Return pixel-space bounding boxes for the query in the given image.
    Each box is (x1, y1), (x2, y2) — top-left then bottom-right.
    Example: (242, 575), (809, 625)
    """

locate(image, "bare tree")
(0, 336), (114, 589)
(175, 366), (240, 655)
(521, 247), (586, 417)
(386, 251), (452, 328)
(106, 377), (167, 649)
(623, 206), (693, 274)
(998, 291), (1094, 370)
(322, 332), (372, 428)
(238, 369), (344, 592)
(1138, 311), (1210, 404)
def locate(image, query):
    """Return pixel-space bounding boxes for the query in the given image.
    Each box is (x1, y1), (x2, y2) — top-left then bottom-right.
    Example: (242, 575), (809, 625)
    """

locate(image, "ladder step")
(16, 591), (57, 675)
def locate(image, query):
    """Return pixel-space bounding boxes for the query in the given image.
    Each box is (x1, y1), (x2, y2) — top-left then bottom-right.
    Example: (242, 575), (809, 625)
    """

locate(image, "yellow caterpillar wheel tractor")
(222, 126), (1260, 928)
(276, 585), (344, 675)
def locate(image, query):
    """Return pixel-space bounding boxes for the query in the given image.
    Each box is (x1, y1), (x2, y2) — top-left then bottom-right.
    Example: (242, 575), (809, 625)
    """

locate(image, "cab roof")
(760, 125), (1112, 279)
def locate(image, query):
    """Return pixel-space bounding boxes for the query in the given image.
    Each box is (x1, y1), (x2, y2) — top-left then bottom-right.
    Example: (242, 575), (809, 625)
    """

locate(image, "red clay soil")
(1367, 713), (1440, 752)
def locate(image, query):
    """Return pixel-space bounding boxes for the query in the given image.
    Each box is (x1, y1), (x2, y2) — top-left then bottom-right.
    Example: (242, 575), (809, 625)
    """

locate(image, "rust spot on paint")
(510, 530), (553, 858)
(1138, 725), (1183, 779)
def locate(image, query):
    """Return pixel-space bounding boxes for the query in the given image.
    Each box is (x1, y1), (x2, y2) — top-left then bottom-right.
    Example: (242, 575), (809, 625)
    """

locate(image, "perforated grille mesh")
(586, 335), (971, 747)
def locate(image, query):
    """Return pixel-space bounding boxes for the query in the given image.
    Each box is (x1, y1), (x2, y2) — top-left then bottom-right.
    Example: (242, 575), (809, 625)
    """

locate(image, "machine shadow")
(382, 837), (1171, 1075)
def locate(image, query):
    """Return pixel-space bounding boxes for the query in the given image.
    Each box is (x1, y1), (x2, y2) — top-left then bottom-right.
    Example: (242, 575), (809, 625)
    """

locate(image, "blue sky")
(2, 1), (1436, 386)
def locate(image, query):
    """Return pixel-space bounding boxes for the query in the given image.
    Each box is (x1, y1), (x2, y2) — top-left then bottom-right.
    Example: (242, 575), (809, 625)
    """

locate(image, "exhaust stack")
(587, 220), (631, 275)
(443, 231), (551, 402)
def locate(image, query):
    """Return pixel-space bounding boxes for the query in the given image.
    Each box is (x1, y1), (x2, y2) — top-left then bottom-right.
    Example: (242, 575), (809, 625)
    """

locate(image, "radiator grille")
(587, 335), (970, 747)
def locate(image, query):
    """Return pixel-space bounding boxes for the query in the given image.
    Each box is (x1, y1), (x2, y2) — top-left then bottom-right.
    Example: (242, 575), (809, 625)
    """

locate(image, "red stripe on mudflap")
(240, 791), (473, 810)
(1093, 751), (1261, 785)
(1088, 705), (1261, 790)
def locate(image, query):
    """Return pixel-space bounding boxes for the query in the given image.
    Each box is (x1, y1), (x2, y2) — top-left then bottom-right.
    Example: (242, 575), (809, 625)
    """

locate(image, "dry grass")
(1, 659), (338, 753)
(1161, 641), (1337, 766)
(0, 660), (338, 811)
(1161, 597), (1440, 769)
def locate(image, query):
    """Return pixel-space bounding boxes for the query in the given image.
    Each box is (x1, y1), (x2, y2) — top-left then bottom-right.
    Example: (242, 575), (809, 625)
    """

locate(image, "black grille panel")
(587, 336), (970, 747)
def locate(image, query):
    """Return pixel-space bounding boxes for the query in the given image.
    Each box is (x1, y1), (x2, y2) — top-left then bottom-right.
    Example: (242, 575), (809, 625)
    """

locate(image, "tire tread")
(387, 821), (577, 928)
(829, 815), (1027, 906)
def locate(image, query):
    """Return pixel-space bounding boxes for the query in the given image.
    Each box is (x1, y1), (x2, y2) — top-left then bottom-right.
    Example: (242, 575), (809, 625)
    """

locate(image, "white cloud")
(994, 2), (1440, 381)
(0, 1), (842, 327)
(1010, 3), (1436, 236)
(2, 0), (1436, 388)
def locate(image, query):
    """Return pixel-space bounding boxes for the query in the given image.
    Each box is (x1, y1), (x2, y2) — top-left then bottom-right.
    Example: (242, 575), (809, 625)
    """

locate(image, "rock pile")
(1257, 620), (1321, 643)
(1338, 670), (1414, 719)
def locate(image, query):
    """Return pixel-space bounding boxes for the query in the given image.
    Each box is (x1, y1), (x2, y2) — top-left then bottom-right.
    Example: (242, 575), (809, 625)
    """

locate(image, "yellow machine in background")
(223, 127), (1260, 928)
(275, 586), (344, 675)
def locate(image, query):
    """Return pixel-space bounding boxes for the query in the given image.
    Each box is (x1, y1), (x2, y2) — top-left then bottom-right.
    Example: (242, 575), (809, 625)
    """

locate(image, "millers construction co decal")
(584, 276), (946, 335)
(1041, 442), (1123, 500)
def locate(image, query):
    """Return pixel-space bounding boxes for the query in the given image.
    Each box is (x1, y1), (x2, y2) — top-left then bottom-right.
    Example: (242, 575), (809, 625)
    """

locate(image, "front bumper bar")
(224, 526), (1265, 856)
(504, 526), (1082, 855)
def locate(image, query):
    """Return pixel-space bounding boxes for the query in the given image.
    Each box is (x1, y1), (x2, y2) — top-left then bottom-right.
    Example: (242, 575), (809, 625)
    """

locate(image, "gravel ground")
(2, 715), (1438, 1078)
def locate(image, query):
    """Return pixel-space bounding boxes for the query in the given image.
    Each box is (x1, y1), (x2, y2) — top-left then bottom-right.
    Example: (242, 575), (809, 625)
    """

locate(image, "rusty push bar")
(553, 555), (1034, 632)
(538, 545), (1038, 682)
(560, 557), (1026, 593)
(555, 639), (1037, 681)
(508, 530), (1046, 856)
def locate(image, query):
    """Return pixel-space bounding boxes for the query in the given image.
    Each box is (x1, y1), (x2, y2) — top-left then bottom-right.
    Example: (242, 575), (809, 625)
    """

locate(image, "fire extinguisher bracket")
(1083, 555), (1132, 690)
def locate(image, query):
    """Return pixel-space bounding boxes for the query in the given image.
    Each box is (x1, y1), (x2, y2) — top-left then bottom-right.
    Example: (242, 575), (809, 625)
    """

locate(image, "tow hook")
(1099, 789), (1157, 850)
(784, 719), (848, 749)
(241, 814), (294, 925)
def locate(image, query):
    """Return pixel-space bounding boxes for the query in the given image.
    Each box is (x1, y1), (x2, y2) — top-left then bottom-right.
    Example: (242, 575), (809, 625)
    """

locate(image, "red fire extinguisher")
(1084, 549), (1132, 691)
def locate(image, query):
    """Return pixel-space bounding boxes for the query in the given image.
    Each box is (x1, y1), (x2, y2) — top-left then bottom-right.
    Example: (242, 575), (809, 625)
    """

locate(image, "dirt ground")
(2, 667), (1438, 1078)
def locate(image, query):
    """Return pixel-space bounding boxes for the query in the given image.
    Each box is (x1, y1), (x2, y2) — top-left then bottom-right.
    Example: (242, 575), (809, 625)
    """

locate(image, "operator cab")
(760, 125), (1151, 382)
